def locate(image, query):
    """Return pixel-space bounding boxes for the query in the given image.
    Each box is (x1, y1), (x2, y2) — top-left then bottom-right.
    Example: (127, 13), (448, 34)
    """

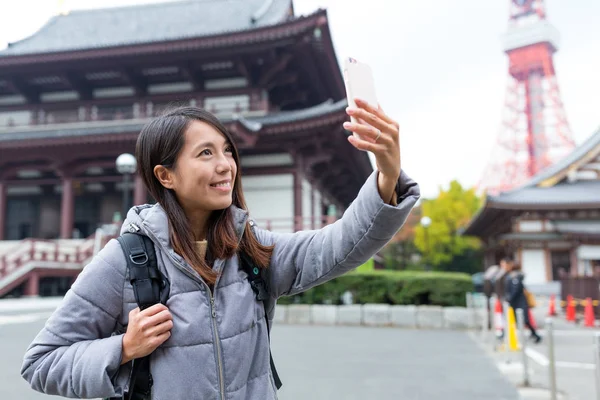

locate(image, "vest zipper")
(138, 216), (249, 400)
(209, 218), (247, 400)
(142, 227), (226, 399)
(211, 296), (225, 400)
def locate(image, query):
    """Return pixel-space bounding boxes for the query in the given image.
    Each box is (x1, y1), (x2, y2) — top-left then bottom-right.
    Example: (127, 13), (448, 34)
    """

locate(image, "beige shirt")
(195, 240), (208, 261)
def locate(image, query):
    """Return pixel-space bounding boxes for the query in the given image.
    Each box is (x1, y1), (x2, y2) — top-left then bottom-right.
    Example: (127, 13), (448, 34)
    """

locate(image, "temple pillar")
(310, 184), (316, 230)
(293, 158), (304, 232)
(60, 177), (74, 239)
(24, 271), (40, 297)
(0, 181), (5, 241)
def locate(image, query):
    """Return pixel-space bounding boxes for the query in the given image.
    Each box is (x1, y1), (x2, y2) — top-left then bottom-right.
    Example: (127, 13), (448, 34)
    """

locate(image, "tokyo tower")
(479, 0), (576, 195)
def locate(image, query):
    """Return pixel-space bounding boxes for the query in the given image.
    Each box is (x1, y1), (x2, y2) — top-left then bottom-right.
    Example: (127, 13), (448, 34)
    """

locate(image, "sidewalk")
(469, 330), (568, 400)
(471, 318), (599, 400)
(0, 296), (63, 314)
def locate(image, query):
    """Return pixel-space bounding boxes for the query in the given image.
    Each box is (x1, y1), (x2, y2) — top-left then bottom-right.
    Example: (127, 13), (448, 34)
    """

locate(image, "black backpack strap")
(117, 233), (168, 400)
(239, 251), (283, 390)
(118, 233), (164, 310)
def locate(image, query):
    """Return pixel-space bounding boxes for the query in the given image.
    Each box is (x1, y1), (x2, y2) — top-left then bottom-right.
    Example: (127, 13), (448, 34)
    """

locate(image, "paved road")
(272, 326), (520, 400)
(1, 304), (520, 400)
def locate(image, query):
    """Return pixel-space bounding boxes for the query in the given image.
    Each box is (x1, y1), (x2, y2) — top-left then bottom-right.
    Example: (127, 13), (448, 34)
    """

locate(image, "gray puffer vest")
(21, 170), (419, 399)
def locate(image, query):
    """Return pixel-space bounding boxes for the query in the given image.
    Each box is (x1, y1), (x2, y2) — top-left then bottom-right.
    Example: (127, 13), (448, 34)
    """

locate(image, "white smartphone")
(343, 57), (379, 141)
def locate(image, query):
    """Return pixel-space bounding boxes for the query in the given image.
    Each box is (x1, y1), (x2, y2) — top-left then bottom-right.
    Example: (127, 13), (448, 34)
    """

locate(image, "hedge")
(277, 270), (473, 307)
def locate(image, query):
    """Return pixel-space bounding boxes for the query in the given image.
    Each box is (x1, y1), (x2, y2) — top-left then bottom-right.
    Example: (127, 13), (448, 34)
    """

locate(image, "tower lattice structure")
(479, 0), (576, 195)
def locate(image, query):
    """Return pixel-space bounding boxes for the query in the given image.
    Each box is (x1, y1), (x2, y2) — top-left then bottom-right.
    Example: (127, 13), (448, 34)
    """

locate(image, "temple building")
(0, 0), (372, 297)
(464, 128), (600, 292)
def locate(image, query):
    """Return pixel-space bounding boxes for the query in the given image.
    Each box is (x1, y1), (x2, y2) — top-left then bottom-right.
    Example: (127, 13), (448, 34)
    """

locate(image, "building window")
(550, 250), (571, 280)
(5, 198), (39, 240)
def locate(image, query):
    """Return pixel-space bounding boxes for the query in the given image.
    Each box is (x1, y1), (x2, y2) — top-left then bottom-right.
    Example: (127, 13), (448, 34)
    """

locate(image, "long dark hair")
(135, 106), (273, 284)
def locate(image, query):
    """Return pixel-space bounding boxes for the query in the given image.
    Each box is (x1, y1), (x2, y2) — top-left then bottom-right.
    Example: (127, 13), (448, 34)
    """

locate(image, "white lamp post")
(116, 153), (137, 218)
(420, 216), (432, 271)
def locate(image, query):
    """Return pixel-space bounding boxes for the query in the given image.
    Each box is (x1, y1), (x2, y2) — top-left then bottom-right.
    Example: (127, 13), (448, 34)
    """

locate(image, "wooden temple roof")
(464, 127), (600, 238)
(0, 0), (293, 57)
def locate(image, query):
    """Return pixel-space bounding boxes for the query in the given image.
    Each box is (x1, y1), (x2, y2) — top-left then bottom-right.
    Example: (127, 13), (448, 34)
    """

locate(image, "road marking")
(0, 312), (52, 326)
(525, 348), (549, 366)
(552, 329), (600, 337)
(525, 348), (596, 370)
(555, 361), (596, 370)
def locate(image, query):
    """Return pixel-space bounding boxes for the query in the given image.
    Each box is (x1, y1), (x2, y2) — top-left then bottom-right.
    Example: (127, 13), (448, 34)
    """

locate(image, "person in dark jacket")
(504, 260), (542, 343)
(21, 100), (420, 400)
(495, 257), (511, 301)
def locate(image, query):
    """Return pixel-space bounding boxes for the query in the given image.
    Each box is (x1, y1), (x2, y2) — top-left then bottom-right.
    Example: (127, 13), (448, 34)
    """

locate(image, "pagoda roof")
(480, 180), (600, 210)
(237, 98), (346, 131)
(519, 126), (600, 188)
(463, 126), (600, 237)
(0, 0), (293, 57)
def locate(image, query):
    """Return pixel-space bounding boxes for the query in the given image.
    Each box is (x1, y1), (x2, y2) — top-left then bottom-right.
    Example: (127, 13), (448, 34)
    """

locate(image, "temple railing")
(0, 96), (269, 130)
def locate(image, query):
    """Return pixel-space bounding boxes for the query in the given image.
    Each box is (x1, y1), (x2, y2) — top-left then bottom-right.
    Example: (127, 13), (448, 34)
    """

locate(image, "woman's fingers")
(347, 106), (393, 134)
(355, 98), (397, 127)
(146, 309), (172, 326)
(347, 134), (386, 153)
(349, 98), (400, 143)
(344, 98), (402, 181)
(147, 318), (174, 337)
(343, 121), (386, 144)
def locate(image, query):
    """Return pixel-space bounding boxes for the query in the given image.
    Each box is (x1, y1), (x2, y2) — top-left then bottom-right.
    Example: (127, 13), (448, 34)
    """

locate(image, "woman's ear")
(154, 165), (175, 189)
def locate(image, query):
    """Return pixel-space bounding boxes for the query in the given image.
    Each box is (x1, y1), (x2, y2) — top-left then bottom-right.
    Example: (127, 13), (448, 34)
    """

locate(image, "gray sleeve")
(20, 239), (132, 398)
(254, 170), (420, 298)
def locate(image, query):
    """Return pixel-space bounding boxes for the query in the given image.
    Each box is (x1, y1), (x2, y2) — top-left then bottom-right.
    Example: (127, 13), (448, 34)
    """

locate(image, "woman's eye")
(199, 149), (211, 156)
(225, 146), (234, 153)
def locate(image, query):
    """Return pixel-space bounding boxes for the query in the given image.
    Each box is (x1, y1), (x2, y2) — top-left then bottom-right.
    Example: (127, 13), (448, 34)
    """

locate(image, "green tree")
(414, 181), (482, 270)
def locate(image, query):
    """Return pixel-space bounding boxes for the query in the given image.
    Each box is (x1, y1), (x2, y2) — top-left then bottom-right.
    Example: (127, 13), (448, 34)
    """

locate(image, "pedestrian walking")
(504, 257), (542, 343)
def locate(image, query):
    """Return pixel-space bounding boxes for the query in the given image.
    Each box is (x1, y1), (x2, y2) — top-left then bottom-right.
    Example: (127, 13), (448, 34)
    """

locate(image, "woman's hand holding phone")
(343, 99), (401, 205)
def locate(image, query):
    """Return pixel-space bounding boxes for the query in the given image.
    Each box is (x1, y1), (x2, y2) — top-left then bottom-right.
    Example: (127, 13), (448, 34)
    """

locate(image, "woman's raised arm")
(254, 169), (419, 299)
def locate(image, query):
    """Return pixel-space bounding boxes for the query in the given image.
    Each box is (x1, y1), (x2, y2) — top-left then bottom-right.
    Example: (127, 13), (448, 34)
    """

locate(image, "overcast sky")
(0, 0), (598, 198)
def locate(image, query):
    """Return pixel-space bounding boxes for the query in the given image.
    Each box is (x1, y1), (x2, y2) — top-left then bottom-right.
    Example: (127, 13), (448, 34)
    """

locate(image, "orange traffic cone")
(494, 298), (504, 338)
(584, 297), (595, 328)
(528, 309), (537, 330)
(548, 294), (556, 316)
(566, 295), (576, 322)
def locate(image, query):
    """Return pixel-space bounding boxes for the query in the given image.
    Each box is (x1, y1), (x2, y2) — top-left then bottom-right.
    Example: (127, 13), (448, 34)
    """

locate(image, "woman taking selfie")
(21, 98), (419, 399)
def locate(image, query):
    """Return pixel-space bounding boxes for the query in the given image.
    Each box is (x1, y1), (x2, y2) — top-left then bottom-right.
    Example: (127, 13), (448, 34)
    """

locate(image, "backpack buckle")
(250, 280), (269, 302)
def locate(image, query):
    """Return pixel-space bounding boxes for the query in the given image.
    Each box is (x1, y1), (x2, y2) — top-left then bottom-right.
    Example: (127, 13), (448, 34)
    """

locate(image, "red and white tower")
(479, 0), (576, 194)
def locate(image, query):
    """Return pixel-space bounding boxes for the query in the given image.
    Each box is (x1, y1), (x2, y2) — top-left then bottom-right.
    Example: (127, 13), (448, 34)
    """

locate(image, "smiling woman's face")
(156, 120), (237, 215)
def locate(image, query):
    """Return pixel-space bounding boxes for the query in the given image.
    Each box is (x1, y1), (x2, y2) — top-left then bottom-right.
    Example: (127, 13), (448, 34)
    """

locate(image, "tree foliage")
(414, 180), (482, 269)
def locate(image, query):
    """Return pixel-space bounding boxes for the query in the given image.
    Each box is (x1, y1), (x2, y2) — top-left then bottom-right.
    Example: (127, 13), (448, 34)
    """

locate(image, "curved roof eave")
(0, 8), (329, 67)
(0, 0), (294, 57)
(517, 126), (600, 189)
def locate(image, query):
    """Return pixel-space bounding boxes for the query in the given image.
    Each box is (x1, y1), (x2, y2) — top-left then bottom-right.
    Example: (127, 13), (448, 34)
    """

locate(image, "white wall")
(519, 220), (544, 232)
(204, 95), (250, 114)
(242, 174), (294, 233)
(314, 189), (322, 229)
(578, 245), (600, 276)
(522, 249), (547, 284)
(0, 110), (31, 127)
(578, 245), (600, 260)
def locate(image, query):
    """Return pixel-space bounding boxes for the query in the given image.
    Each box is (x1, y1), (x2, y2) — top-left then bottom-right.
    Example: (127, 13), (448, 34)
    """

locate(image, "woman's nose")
(215, 154), (232, 173)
